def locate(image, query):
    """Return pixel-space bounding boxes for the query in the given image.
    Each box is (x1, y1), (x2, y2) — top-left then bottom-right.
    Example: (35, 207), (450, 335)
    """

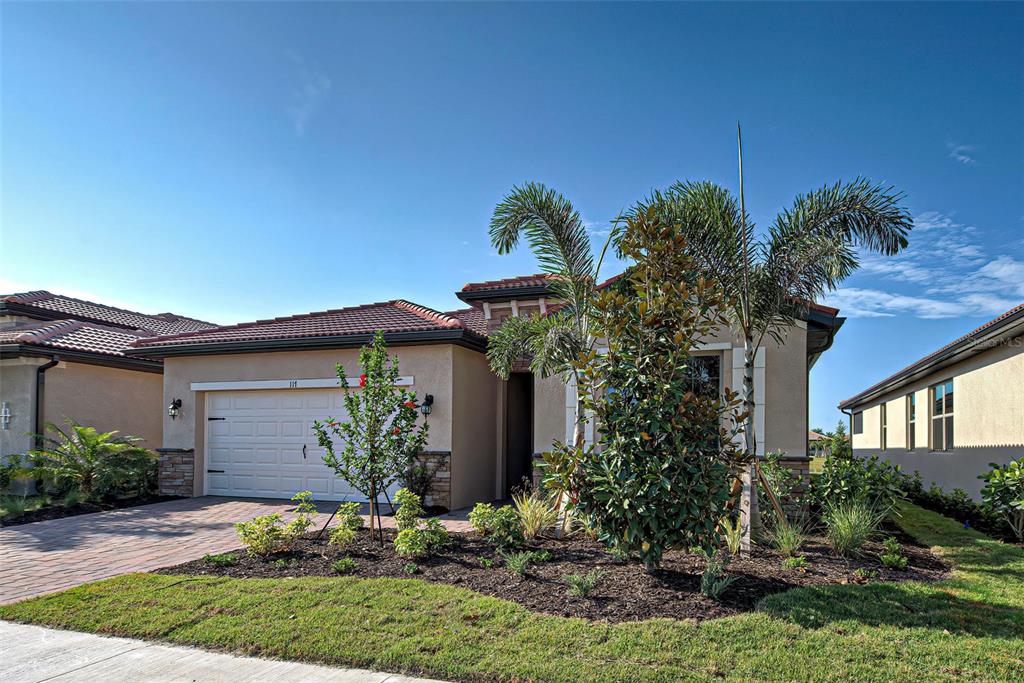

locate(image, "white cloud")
(823, 287), (1016, 320)
(285, 52), (331, 136)
(947, 142), (977, 165)
(826, 210), (1023, 319)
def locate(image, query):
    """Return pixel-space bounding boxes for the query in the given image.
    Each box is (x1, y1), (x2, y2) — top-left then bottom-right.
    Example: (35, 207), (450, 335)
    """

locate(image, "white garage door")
(204, 389), (399, 502)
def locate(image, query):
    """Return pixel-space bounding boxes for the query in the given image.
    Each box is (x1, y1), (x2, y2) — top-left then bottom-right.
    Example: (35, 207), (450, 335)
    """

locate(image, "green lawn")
(2, 503), (1023, 682)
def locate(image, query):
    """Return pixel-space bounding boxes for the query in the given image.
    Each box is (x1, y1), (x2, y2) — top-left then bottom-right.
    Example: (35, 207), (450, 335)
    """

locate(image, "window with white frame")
(930, 379), (954, 451)
(906, 393), (916, 451)
(880, 403), (887, 451)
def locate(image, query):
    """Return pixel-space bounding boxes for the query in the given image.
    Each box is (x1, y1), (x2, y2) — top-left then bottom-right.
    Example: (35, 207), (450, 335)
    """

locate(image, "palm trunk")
(555, 383), (586, 538)
(740, 336), (762, 555)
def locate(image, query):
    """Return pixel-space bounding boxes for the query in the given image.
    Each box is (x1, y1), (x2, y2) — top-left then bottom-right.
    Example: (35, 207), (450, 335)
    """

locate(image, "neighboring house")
(0, 291), (214, 458)
(131, 275), (845, 510)
(839, 303), (1024, 498)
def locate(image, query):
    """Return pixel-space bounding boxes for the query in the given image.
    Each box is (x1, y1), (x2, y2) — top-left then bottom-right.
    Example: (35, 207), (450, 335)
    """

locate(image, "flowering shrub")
(312, 331), (429, 542)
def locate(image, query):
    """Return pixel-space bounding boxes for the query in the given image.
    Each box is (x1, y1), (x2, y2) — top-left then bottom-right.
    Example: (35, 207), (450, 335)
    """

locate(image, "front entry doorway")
(504, 372), (534, 497)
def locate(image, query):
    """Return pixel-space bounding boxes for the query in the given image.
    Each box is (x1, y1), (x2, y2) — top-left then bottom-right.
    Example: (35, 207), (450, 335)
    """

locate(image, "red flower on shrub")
(392, 427), (401, 435)
(404, 401), (416, 409)
(359, 374), (367, 387)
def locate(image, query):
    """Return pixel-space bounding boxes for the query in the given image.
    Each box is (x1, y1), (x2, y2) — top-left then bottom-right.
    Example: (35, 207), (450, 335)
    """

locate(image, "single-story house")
(839, 302), (1024, 498)
(0, 291), (214, 458)
(130, 275), (845, 510)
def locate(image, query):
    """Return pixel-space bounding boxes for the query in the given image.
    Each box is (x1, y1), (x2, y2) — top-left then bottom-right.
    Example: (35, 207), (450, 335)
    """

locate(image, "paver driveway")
(0, 496), (471, 605)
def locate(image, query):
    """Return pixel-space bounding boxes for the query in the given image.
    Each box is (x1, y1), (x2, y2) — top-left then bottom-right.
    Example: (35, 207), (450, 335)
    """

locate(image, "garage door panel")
(281, 421), (304, 437)
(205, 389), (396, 502)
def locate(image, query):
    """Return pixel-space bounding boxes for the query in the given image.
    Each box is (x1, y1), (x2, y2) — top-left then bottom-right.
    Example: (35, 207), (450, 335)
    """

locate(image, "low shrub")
(471, 503), (525, 549)
(503, 550), (535, 577)
(393, 487), (424, 532)
(393, 517), (449, 558)
(0, 495), (29, 519)
(880, 536), (908, 570)
(719, 515), (743, 556)
(203, 552), (238, 567)
(512, 488), (558, 539)
(564, 568), (604, 597)
(782, 555), (809, 570)
(394, 528), (430, 558)
(331, 557), (358, 575)
(979, 457), (1024, 542)
(61, 488), (86, 509)
(235, 490), (317, 556)
(403, 562), (419, 575)
(902, 473), (1010, 539)
(335, 501), (365, 530)
(767, 516), (808, 558)
(328, 524), (356, 549)
(853, 567), (878, 582)
(824, 501), (882, 556)
(477, 556), (494, 568)
(694, 547), (736, 601)
(469, 502), (496, 535)
(810, 455), (904, 514)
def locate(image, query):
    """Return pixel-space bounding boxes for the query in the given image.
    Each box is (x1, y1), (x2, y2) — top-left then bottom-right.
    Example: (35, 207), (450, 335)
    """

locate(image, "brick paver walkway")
(0, 496), (472, 605)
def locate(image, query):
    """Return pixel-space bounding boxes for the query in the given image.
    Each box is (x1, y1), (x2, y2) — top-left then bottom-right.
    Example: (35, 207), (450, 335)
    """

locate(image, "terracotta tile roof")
(0, 290), (215, 335)
(460, 274), (556, 292)
(0, 320), (149, 357)
(446, 307), (487, 335)
(133, 300), (480, 348)
(839, 301), (1024, 409)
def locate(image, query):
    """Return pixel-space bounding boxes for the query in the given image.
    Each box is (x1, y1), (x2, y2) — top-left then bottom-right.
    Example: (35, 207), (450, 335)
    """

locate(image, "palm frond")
(489, 182), (595, 316)
(760, 178), (912, 330)
(630, 181), (749, 298)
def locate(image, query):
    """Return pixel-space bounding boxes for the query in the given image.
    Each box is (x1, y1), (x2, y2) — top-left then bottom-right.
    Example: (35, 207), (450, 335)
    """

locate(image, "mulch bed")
(0, 494), (180, 527)
(158, 522), (948, 623)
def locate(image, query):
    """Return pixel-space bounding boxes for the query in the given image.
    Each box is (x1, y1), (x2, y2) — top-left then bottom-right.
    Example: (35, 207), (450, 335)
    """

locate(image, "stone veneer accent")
(156, 448), (195, 497)
(416, 450), (451, 510)
(775, 454), (812, 514)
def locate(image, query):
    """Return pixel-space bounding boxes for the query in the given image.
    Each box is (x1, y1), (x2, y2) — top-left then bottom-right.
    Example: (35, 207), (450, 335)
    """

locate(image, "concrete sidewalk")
(0, 621), (449, 683)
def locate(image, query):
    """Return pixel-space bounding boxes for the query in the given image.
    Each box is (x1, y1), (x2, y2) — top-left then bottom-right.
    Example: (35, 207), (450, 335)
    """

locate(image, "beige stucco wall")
(42, 362), (163, 449)
(533, 372), (565, 454)
(850, 340), (1024, 451)
(762, 324), (809, 457)
(0, 358), (44, 457)
(161, 344), (465, 498)
(450, 346), (498, 509)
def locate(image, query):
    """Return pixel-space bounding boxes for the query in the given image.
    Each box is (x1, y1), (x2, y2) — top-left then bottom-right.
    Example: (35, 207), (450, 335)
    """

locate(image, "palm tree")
(632, 126), (912, 551)
(487, 182), (617, 450)
(29, 420), (156, 500)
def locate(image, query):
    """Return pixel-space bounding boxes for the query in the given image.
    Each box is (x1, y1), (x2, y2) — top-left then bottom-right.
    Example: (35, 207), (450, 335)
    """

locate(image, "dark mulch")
(158, 523), (948, 623)
(0, 494), (180, 527)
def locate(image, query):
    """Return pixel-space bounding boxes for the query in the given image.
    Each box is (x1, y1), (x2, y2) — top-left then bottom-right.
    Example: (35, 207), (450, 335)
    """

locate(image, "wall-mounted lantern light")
(167, 398), (183, 420)
(420, 394), (434, 416)
(0, 402), (11, 430)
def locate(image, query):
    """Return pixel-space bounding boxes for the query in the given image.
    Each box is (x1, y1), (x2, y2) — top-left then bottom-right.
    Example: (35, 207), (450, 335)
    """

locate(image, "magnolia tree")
(312, 331), (428, 544)
(571, 208), (746, 571)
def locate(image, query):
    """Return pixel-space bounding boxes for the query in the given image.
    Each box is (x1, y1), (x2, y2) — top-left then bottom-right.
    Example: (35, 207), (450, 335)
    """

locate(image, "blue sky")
(2, 2), (1021, 430)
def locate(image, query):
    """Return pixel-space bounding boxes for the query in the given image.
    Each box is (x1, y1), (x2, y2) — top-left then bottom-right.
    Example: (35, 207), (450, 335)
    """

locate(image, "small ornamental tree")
(312, 331), (428, 543)
(572, 208), (746, 571)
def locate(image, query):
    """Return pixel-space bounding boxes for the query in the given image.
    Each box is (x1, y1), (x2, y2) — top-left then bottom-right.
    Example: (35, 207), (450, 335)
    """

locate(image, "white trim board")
(191, 377), (414, 392)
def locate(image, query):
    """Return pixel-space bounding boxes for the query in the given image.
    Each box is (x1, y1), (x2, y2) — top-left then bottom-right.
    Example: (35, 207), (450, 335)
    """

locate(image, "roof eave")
(456, 284), (553, 304)
(0, 343), (164, 373)
(838, 307), (1024, 410)
(129, 328), (488, 358)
